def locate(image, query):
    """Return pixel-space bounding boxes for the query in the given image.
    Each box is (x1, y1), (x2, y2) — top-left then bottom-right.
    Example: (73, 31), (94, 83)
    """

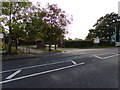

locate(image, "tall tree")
(85, 29), (96, 40)
(21, 2), (47, 49)
(42, 3), (72, 51)
(86, 12), (120, 40)
(2, 1), (32, 53)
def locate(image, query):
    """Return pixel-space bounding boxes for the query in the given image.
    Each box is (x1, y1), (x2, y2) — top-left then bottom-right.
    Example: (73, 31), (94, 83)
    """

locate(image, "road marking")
(6, 70), (22, 80)
(0, 62), (85, 84)
(101, 54), (119, 59)
(71, 61), (77, 65)
(94, 54), (119, 59)
(94, 55), (103, 59)
(0, 60), (72, 74)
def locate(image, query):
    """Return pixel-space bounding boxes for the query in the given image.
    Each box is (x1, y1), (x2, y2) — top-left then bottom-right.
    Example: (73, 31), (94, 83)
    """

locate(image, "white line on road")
(101, 54), (119, 59)
(71, 61), (77, 65)
(0, 60), (72, 74)
(6, 70), (22, 80)
(0, 62), (85, 84)
(94, 55), (103, 59)
(94, 54), (119, 59)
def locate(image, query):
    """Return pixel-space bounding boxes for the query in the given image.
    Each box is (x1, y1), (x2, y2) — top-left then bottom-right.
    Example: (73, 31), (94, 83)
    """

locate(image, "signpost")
(111, 33), (116, 43)
(93, 37), (100, 46)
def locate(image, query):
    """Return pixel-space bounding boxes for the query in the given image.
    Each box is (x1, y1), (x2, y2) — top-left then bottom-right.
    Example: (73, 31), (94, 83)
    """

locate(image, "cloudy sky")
(30, 0), (119, 40)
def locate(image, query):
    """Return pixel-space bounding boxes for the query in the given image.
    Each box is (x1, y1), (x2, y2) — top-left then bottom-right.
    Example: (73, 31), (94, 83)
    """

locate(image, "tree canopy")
(86, 12), (120, 41)
(40, 4), (72, 50)
(1, 1), (73, 53)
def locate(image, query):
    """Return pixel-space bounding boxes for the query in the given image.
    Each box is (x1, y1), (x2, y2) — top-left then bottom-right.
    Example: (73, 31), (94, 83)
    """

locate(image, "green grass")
(51, 49), (64, 52)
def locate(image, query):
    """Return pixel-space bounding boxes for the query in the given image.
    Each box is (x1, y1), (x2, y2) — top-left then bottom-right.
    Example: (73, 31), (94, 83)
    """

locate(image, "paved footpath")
(2, 48), (105, 61)
(2, 48), (62, 61)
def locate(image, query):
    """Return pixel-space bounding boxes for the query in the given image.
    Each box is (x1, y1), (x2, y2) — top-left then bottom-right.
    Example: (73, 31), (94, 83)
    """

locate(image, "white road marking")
(94, 55), (103, 59)
(94, 54), (119, 59)
(0, 62), (85, 84)
(0, 60), (72, 74)
(101, 54), (119, 59)
(6, 70), (22, 80)
(71, 61), (77, 65)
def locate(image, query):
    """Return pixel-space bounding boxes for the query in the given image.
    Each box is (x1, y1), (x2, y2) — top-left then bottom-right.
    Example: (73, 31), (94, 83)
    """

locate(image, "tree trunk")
(28, 42), (30, 53)
(8, 33), (12, 54)
(55, 44), (57, 50)
(48, 44), (51, 51)
(15, 37), (18, 50)
(7, 2), (12, 54)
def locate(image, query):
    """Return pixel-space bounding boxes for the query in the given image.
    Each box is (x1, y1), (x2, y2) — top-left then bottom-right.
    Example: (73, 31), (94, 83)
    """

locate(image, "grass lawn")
(51, 49), (64, 52)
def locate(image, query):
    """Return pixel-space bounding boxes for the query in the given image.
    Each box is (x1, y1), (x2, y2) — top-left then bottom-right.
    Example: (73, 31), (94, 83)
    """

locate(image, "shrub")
(2, 41), (8, 51)
(64, 40), (114, 48)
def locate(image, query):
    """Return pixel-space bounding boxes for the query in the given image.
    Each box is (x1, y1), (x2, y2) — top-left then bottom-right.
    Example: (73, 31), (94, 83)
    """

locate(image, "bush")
(64, 40), (114, 48)
(99, 40), (115, 46)
(2, 41), (8, 51)
(3, 48), (25, 55)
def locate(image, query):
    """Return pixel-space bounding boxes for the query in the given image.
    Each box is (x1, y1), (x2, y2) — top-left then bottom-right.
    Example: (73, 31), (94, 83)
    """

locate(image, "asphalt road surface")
(1, 48), (119, 88)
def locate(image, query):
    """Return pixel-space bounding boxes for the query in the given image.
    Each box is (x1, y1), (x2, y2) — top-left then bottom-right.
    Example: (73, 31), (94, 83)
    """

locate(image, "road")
(1, 48), (119, 88)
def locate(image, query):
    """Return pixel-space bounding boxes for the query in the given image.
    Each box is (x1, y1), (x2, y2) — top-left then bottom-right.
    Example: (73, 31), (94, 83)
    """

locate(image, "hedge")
(64, 40), (115, 48)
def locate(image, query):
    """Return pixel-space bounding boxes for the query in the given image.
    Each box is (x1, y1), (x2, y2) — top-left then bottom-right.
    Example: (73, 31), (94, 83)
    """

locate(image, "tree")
(41, 3), (72, 51)
(85, 29), (96, 40)
(2, 2), (73, 53)
(86, 12), (120, 40)
(2, 1), (32, 53)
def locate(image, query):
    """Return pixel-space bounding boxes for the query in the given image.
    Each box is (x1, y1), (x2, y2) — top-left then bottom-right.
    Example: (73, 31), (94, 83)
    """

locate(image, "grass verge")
(51, 49), (64, 52)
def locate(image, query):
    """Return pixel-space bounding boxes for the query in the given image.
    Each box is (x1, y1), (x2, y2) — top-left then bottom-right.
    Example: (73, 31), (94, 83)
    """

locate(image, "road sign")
(93, 37), (100, 44)
(115, 42), (120, 46)
(111, 33), (116, 42)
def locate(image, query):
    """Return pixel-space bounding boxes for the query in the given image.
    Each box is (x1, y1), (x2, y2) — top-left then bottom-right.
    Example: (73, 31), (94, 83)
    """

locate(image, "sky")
(30, 0), (119, 40)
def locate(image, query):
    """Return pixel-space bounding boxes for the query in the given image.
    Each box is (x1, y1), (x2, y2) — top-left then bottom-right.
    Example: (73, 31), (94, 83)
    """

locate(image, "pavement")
(2, 48), (63, 61)
(2, 47), (104, 61)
